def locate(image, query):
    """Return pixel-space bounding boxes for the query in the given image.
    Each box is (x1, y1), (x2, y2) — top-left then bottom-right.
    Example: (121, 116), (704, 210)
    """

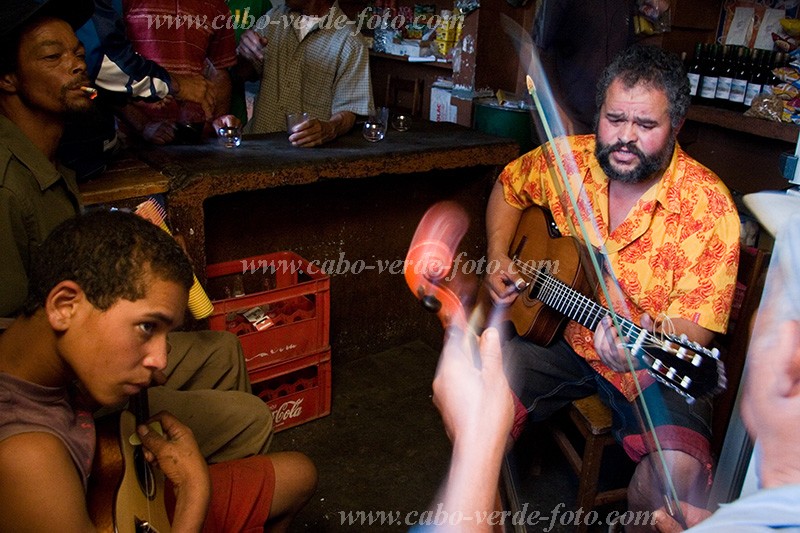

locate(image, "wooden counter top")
(133, 120), (517, 193)
(112, 120), (519, 276)
(79, 156), (168, 206)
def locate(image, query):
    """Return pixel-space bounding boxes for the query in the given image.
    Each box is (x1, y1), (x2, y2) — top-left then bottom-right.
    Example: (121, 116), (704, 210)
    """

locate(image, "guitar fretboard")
(514, 258), (650, 348)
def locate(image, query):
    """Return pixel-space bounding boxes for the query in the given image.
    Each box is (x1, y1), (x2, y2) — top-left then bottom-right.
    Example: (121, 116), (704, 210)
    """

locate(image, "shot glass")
(377, 106), (389, 127)
(286, 112), (310, 134)
(362, 121), (386, 142)
(218, 126), (242, 148)
(391, 113), (412, 132)
(363, 107), (390, 142)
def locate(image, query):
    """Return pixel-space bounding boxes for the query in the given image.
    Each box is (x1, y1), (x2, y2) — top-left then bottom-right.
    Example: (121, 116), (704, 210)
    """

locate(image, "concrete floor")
(270, 340), (630, 532)
(271, 341), (451, 532)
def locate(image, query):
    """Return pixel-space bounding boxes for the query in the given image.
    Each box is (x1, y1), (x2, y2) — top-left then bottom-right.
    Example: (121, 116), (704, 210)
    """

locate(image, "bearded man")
(484, 45), (740, 531)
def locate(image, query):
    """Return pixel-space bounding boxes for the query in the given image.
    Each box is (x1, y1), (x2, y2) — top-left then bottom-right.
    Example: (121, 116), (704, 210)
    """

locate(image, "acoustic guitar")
(87, 390), (171, 533)
(504, 204), (726, 402)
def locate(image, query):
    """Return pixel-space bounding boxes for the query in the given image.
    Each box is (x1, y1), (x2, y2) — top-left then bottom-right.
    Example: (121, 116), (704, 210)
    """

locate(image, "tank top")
(0, 372), (95, 489)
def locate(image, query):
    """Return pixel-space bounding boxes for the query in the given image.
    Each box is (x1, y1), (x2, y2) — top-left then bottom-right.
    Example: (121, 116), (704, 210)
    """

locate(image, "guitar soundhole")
(133, 447), (157, 501)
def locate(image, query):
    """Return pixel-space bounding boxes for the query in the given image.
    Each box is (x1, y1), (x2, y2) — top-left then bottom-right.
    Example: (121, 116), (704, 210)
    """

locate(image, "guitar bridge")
(135, 517), (161, 533)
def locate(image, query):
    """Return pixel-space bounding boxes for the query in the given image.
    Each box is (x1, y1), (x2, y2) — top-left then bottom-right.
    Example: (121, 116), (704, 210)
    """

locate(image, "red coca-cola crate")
(250, 348), (332, 431)
(205, 251), (330, 370)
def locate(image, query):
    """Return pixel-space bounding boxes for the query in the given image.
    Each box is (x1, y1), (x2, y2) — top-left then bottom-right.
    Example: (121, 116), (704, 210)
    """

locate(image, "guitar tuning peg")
(710, 347), (720, 359)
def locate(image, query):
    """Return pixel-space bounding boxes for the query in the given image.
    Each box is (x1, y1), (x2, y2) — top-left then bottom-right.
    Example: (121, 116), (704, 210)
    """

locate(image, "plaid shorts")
(503, 335), (713, 466)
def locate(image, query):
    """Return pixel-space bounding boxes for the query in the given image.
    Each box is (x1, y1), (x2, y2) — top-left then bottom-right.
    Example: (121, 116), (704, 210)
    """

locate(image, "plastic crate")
(206, 251), (330, 371)
(250, 348), (332, 431)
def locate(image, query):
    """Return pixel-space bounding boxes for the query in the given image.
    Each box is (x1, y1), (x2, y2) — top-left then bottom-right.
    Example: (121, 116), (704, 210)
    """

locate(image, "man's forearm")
(486, 180), (522, 259)
(115, 102), (150, 134)
(208, 68), (232, 117)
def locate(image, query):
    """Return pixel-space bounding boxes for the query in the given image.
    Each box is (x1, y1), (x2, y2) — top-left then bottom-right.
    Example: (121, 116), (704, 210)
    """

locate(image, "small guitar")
(88, 390), (171, 533)
(505, 205), (726, 402)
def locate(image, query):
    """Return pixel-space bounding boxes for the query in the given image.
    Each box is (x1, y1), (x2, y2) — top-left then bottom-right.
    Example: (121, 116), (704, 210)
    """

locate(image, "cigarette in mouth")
(80, 86), (98, 99)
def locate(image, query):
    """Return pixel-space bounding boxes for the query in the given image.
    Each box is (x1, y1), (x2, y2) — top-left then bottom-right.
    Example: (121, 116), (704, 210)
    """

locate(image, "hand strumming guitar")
(138, 411), (211, 532)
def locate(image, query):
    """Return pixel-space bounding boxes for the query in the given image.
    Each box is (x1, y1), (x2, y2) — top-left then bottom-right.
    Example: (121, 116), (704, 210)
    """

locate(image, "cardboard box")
(384, 39), (432, 57)
(433, 39), (456, 57)
(429, 85), (458, 123)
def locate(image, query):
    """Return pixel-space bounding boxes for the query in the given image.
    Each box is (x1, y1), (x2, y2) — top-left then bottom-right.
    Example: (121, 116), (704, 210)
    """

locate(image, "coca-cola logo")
(273, 398), (304, 424)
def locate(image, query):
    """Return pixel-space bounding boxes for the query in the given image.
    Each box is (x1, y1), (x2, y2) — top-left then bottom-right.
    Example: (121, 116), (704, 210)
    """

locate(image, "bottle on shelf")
(715, 45), (735, 106)
(686, 42), (704, 102)
(761, 51), (782, 96)
(744, 48), (765, 108)
(728, 46), (750, 112)
(699, 43), (720, 105)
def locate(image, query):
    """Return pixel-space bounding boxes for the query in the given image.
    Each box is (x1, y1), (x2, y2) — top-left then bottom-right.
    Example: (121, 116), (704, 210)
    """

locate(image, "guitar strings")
(515, 255), (682, 353)
(511, 259), (698, 386)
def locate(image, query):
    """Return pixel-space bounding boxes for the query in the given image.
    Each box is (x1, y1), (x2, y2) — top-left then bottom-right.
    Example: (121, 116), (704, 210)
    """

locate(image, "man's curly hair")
(595, 44), (691, 130)
(23, 210), (194, 316)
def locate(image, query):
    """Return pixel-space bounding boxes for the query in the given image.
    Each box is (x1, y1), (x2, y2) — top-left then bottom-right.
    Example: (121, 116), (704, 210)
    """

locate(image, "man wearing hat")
(0, 0), (275, 465)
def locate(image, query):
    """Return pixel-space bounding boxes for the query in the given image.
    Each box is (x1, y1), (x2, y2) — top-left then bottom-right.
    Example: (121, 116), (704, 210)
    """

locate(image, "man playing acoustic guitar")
(0, 210), (316, 531)
(485, 45), (740, 530)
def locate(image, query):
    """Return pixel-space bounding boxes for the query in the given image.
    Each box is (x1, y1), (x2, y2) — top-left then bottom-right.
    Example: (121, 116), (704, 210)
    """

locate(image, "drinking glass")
(286, 112), (310, 134)
(391, 113), (412, 132)
(218, 126), (242, 148)
(362, 118), (386, 142)
(363, 108), (388, 142)
(377, 106), (389, 126)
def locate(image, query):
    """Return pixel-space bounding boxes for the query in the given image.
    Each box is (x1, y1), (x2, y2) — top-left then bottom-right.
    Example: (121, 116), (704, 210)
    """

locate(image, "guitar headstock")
(636, 333), (727, 402)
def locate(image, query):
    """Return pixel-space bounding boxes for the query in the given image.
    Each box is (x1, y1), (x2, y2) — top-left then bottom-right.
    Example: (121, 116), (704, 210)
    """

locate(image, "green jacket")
(0, 116), (82, 318)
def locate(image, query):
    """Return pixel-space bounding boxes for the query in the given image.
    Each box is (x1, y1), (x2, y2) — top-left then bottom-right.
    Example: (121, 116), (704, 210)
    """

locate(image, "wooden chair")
(384, 74), (424, 117)
(548, 395), (631, 533)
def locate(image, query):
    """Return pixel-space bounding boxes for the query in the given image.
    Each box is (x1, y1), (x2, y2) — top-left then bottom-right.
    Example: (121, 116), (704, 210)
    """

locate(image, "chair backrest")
(385, 74), (424, 117)
(711, 246), (770, 457)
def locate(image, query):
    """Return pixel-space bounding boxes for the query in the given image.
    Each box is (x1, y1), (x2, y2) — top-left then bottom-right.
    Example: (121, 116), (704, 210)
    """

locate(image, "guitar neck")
(520, 261), (644, 340)
(129, 390), (150, 425)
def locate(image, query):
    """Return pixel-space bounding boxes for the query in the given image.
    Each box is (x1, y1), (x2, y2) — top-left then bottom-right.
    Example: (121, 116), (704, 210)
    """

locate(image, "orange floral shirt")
(499, 135), (740, 400)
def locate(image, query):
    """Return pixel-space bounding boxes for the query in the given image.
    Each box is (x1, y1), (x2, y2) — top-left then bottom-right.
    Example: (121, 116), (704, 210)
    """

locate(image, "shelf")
(686, 105), (800, 144)
(368, 50), (453, 70)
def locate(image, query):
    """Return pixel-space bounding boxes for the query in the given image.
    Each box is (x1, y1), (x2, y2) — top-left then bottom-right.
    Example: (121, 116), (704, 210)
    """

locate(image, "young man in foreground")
(0, 210), (316, 531)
